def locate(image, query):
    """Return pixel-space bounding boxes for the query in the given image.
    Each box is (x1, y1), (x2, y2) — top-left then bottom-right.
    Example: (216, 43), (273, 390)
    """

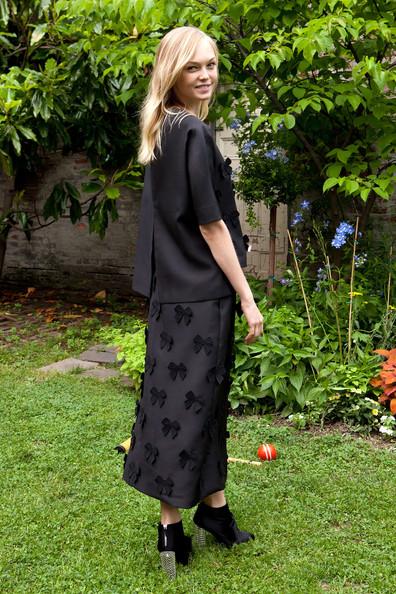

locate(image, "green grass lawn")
(1, 327), (396, 594)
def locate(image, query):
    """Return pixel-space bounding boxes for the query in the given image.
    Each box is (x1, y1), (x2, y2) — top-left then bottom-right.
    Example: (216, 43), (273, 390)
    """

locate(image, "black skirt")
(122, 273), (236, 508)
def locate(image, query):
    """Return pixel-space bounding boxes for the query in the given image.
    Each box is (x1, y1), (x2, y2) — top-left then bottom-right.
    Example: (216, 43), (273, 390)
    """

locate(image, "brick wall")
(0, 151), (140, 293)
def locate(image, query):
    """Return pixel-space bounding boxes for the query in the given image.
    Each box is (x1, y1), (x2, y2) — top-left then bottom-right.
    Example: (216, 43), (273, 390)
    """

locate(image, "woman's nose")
(199, 68), (210, 79)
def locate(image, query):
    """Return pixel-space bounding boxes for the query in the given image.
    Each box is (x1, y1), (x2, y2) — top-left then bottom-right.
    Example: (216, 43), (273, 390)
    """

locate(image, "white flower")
(379, 426), (394, 436)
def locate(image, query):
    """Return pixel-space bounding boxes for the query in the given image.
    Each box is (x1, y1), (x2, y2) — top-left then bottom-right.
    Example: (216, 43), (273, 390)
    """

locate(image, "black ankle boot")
(157, 520), (192, 579)
(193, 501), (255, 549)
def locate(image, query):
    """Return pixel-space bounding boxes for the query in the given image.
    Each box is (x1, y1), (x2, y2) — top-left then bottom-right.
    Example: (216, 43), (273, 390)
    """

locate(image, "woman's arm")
(199, 219), (264, 343)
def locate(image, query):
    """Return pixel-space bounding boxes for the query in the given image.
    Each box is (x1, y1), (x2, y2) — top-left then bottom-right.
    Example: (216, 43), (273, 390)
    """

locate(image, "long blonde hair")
(138, 26), (219, 165)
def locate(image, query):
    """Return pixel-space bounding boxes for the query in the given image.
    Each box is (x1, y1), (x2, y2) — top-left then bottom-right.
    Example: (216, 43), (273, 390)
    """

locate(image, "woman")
(123, 25), (264, 578)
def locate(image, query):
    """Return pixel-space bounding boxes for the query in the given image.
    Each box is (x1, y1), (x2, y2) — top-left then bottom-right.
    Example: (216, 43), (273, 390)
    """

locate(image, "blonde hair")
(137, 26), (219, 165)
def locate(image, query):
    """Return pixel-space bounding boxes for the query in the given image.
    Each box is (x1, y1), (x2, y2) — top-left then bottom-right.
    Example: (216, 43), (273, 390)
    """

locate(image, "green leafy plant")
(99, 320), (147, 391)
(230, 297), (332, 414)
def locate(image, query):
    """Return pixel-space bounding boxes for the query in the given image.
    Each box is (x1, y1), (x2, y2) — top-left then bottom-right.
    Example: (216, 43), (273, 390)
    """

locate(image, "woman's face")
(172, 37), (218, 113)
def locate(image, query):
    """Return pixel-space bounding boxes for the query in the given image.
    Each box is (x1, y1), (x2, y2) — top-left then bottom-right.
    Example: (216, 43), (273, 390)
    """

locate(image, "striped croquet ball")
(257, 443), (277, 461)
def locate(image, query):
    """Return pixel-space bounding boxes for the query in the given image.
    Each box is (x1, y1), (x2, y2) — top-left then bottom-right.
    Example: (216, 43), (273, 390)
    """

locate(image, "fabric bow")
(126, 462), (140, 484)
(144, 442), (159, 464)
(161, 417), (181, 439)
(206, 364), (227, 384)
(201, 414), (218, 440)
(168, 362), (187, 380)
(184, 390), (204, 414)
(243, 234), (251, 252)
(179, 448), (199, 471)
(150, 300), (161, 320)
(160, 331), (174, 352)
(193, 334), (214, 356)
(137, 406), (146, 427)
(174, 304), (193, 325)
(150, 387), (167, 408)
(219, 157), (233, 179)
(155, 475), (174, 496)
(145, 355), (156, 374)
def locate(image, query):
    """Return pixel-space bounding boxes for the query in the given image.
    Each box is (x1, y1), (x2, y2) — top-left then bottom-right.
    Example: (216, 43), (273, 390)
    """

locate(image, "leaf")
(251, 115), (267, 134)
(278, 85), (292, 99)
(292, 87), (305, 99)
(323, 177), (339, 192)
(373, 186), (390, 199)
(82, 182), (102, 193)
(289, 363), (305, 392)
(283, 114), (295, 129)
(346, 94), (361, 111)
(105, 187), (120, 199)
(326, 163), (342, 177)
(219, 54), (232, 72)
(321, 97), (334, 113)
(0, 0), (10, 25)
(268, 53), (282, 70)
(15, 125), (37, 142)
(295, 389), (307, 407)
(65, 181), (80, 201)
(31, 24), (47, 45)
(9, 127), (21, 155)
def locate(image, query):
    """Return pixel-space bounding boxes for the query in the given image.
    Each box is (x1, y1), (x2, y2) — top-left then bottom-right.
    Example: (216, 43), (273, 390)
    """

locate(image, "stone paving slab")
(79, 367), (134, 387)
(38, 358), (99, 374)
(80, 368), (120, 380)
(78, 343), (119, 364)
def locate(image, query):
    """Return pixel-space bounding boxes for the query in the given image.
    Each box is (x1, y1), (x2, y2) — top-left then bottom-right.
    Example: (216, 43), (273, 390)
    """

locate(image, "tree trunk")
(267, 204), (277, 297)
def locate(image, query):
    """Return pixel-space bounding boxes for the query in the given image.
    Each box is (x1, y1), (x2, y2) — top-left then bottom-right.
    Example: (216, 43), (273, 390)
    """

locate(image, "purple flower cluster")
(264, 148), (278, 160)
(294, 238), (302, 253)
(331, 221), (355, 249)
(300, 200), (310, 210)
(354, 252), (367, 268)
(315, 266), (327, 291)
(291, 211), (303, 226)
(279, 277), (292, 286)
(230, 119), (241, 130)
(241, 140), (257, 155)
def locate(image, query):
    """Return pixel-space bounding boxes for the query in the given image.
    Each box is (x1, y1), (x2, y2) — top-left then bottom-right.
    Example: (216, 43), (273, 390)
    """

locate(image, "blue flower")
(354, 253), (367, 268)
(291, 211), (303, 226)
(278, 122), (284, 129)
(264, 148), (278, 160)
(230, 119), (241, 130)
(300, 200), (310, 210)
(331, 221), (355, 249)
(241, 140), (257, 155)
(279, 278), (291, 286)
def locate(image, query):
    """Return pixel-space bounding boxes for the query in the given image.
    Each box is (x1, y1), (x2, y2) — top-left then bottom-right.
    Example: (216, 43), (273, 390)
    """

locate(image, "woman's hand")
(241, 298), (264, 344)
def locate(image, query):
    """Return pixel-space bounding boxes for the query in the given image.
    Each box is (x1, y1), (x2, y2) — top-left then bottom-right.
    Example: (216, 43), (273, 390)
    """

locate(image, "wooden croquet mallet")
(115, 439), (262, 466)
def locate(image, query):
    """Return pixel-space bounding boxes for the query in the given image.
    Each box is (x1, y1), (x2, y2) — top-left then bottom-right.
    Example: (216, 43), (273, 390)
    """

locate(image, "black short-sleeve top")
(132, 111), (248, 303)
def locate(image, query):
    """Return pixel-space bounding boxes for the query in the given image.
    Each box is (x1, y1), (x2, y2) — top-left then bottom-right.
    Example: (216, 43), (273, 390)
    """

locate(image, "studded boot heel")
(157, 519), (192, 579)
(193, 501), (255, 549)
